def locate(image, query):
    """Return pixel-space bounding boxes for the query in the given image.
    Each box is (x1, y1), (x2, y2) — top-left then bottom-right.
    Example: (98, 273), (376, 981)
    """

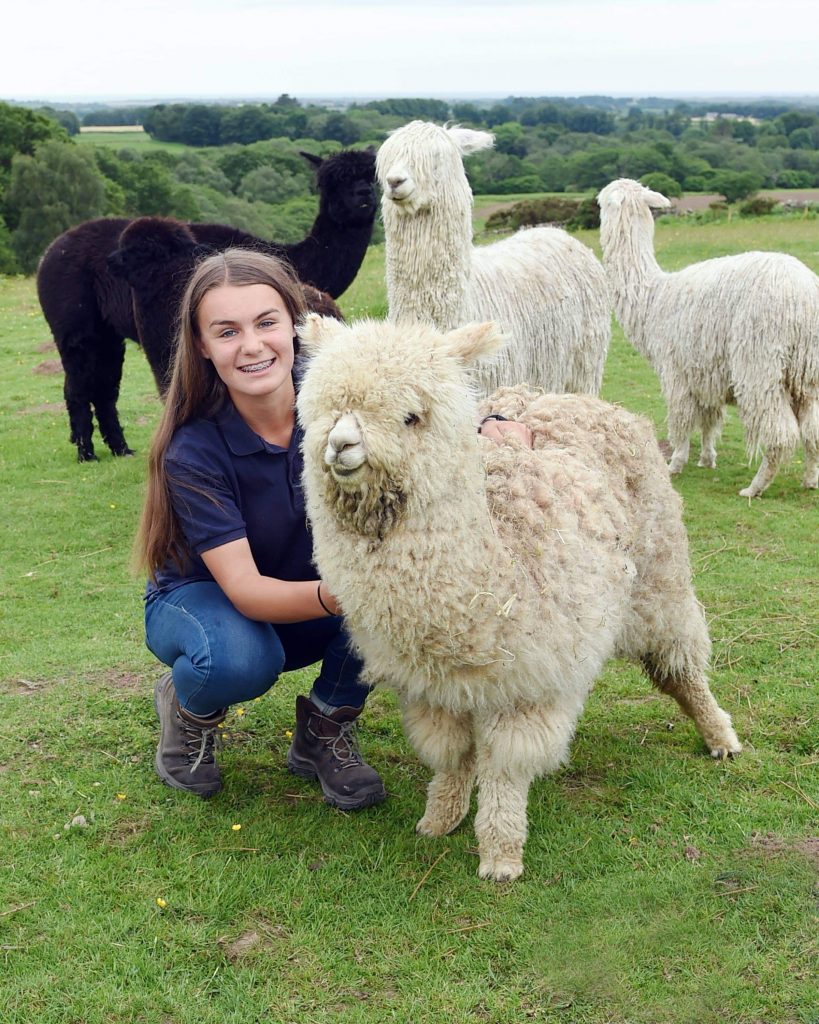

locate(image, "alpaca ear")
(440, 321), (506, 365)
(643, 188), (673, 210)
(447, 126), (495, 156)
(299, 151), (323, 169)
(298, 312), (347, 354)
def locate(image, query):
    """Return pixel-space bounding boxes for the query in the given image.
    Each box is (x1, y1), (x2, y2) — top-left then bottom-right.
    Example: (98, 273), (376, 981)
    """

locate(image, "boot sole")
(286, 751), (386, 811)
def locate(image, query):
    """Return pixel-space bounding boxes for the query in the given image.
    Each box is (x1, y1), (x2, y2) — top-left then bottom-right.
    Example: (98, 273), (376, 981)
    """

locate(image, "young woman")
(135, 248), (530, 808)
(135, 248), (388, 808)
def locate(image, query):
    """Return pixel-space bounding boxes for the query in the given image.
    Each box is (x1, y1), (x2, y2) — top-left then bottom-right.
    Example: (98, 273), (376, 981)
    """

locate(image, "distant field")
(75, 128), (188, 152)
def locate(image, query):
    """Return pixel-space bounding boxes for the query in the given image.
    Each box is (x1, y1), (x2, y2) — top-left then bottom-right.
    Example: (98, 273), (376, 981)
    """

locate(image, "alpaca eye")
(404, 413), (420, 427)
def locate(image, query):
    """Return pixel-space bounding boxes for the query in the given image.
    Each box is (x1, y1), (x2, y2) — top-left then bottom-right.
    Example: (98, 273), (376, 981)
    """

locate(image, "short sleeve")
(165, 431), (247, 556)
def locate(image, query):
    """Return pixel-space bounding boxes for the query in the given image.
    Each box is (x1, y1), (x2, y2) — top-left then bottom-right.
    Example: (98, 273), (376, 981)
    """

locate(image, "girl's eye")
(404, 413), (420, 426)
(259, 319), (277, 329)
(220, 328), (238, 338)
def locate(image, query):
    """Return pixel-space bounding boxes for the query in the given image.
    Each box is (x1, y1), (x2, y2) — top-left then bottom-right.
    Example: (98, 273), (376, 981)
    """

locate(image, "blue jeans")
(145, 581), (371, 718)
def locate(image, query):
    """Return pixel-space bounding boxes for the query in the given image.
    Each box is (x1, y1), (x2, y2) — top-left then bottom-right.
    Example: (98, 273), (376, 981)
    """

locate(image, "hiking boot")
(286, 695), (386, 810)
(154, 672), (226, 799)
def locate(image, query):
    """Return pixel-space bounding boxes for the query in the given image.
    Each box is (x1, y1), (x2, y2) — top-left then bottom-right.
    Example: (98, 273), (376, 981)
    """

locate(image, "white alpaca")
(597, 177), (819, 497)
(376, 120), (611, 396)
(297, 314), (741, 882)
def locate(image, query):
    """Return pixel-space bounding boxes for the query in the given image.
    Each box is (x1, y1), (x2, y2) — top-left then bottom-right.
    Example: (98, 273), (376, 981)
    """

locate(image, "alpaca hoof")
(113, 447), (136, 457)
(77, 450), (98, 463)
(697, 456), (716, 469)
(802, 478), (818, 490)
(668, 460), (685, 475)
(710, 740), (742, 760)
(416, 812), (461, 837)
(478, 856), (524, 883)
(738, 485), (759, 498)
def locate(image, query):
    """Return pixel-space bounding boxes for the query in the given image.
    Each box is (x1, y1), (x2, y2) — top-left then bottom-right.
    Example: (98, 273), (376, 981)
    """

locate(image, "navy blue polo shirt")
(149, 397), (315, 595)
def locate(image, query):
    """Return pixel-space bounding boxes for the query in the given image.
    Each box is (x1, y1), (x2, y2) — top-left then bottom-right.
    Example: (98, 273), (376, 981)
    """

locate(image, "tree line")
(1, 93), (818, 275)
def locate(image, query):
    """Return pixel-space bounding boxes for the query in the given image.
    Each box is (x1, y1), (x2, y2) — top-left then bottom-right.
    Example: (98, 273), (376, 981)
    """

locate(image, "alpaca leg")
(62, 355), (98, 463)
(803, 439), (819, 489)
(697, 407), (724, 469)
(738, 446), (788, 498)
(797, 398), (819, 489)
(402, 702), (475, 837)
(738, 390), (800, 497)
(92, 334), (133, 457)
(666, 403), (696, 475)
(641, 650), (741, 760)
(472, 704), (578, 882)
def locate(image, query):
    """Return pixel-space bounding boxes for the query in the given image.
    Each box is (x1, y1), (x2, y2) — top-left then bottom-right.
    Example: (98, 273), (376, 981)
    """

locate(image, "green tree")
(5, 141), (106, 271)
(711, 170), (763, 203)
(0, 213), (19, 273)
(0, 101), (67, 187)
(640, 172), (682, 197)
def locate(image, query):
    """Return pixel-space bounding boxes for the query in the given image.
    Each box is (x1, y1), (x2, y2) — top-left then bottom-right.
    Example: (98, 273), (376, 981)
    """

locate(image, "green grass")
(75, 129), (191, 153)
(1, 215), (817, 1024)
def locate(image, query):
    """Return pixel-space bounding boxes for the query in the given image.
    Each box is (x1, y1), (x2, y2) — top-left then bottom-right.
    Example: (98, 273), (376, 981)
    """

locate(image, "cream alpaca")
(598, 177), (819, 497)
(297, 314), (741, 883)
(376, 120), (611, 396)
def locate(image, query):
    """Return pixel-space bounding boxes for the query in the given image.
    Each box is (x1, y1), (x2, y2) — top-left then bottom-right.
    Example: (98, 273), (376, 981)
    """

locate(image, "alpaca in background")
(597, 177), (819, 497)
(376, 120), (611, 396)
(36, 149), (376, 461)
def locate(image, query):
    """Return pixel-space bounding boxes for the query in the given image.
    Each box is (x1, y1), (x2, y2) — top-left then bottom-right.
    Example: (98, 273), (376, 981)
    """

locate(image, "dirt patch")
(32, 359), (63, 375)
(37, 340), (57, 353)
(671, 188), (819, 212)
(20, 401), (64, 416)
(749, 832), (819, 867)
(103, 670), (150, 692)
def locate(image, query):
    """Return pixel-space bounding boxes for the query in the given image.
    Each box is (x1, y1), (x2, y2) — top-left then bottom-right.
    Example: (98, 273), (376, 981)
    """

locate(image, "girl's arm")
(201, 538), (340, 623)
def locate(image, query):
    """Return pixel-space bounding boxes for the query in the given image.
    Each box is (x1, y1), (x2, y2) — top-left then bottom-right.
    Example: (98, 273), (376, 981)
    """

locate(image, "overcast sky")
(3, 0), (817, 103)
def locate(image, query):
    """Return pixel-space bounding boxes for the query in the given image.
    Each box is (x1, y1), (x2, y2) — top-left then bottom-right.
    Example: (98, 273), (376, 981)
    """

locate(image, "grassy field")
(0, 213), (817, 1024)
(75, 128), (191, 153)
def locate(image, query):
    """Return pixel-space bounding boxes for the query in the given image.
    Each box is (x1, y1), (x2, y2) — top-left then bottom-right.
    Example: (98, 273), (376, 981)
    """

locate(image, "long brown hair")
(134, 248), (307, 580)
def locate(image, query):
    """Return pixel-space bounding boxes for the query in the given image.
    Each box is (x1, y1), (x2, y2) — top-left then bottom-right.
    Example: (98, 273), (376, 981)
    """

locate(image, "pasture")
(0, 212), (816, 1023)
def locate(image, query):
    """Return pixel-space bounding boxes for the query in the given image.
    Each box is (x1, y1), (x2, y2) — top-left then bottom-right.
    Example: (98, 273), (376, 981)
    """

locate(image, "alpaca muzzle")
(325, 413), (366, 479)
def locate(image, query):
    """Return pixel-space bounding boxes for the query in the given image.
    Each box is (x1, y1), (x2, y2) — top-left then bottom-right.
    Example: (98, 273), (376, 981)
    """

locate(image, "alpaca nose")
(325, 413), (365, 470)
(387, 175), (406, 191)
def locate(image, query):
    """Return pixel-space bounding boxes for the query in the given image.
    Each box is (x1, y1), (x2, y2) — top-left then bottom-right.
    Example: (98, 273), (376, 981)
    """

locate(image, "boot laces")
(312, 718), (363, 769)
(177, 714), (222, 773)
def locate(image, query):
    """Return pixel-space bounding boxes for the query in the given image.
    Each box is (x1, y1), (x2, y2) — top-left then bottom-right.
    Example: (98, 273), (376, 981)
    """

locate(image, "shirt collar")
(215, 397), (301, 457)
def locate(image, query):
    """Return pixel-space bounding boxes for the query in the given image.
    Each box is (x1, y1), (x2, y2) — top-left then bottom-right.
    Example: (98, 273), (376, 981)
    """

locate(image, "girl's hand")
(479, 418), (533, 448)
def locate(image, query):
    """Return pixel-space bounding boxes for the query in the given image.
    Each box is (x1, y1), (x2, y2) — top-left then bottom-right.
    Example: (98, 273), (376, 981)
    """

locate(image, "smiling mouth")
(239, 358), (275, 374)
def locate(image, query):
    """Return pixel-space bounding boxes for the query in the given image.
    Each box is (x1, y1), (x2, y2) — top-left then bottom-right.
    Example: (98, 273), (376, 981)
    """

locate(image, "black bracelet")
(478, 413), (509, 434)
(317, 581), (334, 616)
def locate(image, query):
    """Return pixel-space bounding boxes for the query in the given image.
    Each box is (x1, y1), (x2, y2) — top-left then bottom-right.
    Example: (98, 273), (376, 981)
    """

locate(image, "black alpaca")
(107, 217), (343, 399)
(36, 149), (377, 461)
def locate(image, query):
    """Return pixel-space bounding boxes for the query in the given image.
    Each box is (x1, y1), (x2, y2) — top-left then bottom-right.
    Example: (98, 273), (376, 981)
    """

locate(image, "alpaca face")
(297, 315), (507, 536)
(377, 121), (470, 215)
(317, 151), (378, 227)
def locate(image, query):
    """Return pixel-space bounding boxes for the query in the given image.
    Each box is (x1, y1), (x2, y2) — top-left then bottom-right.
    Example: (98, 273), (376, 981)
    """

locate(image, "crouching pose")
(133, 249), (385, 807)
(296, 314), (742, 881)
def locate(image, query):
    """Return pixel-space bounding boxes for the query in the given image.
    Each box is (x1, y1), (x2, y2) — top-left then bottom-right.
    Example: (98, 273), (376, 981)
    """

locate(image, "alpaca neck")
(600, 208), (665, 361)
(383, 197), (473, 330)
(284, 210), (373, 299)
(341, 441), (518, 676)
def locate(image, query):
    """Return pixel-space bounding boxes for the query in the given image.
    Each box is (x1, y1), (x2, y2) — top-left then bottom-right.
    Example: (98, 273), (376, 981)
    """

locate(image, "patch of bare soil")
(32, 359), (63, 375)
(19, 402), (64, 416)
(37, 340), (57, 353)
(749, 831), (819, 867)
(671, 189), (819, 212)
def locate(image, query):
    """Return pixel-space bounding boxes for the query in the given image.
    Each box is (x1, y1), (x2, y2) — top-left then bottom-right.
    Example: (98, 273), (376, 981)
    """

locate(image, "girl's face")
(196, 283), (296, 404)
